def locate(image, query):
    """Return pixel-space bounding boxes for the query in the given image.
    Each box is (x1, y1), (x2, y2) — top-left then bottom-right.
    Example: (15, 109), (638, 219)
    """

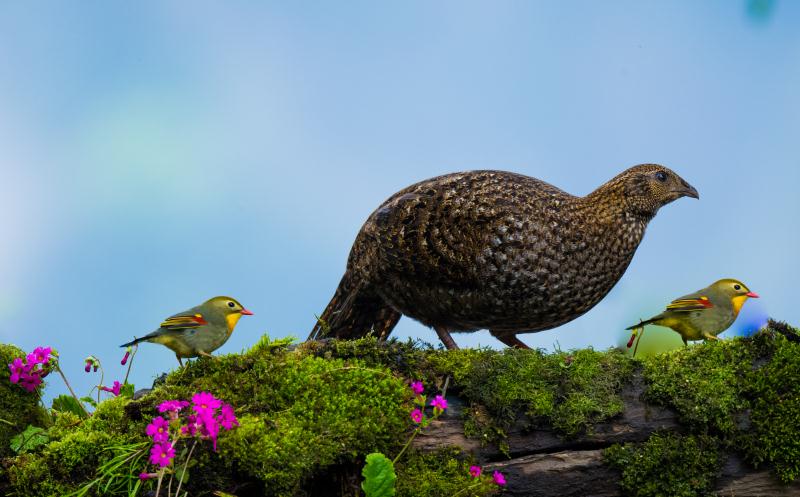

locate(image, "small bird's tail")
(625, 317), (658, 330)
(120, 336), (148, 348)
(308, 272), (401, 341)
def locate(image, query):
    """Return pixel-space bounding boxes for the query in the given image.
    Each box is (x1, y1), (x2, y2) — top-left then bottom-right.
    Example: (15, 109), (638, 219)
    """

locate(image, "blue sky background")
(1, 1), (797, 401)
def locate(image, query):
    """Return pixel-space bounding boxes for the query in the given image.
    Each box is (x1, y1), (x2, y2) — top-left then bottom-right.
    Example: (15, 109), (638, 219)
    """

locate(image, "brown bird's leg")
(682, 338), (688, 347)
(492, 331), (531, 349)
(198, 351), (216, 359)
(175, 354), (184, 367)
(702, 333), (719, 341)
(434, 326), (460, 350)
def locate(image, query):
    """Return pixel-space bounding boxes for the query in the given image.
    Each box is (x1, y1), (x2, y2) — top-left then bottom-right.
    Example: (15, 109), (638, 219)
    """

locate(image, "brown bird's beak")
(675, 180), (699, 199)
(746, 292), (760, 298)
(240, 309), (254, 315)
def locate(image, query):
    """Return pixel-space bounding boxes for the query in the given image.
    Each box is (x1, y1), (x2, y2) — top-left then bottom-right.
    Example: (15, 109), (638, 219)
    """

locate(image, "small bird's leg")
(434, 326), (460, 350)
(198, 351), (216, 359)
(682, 337), (688, 347)
(491, 331), (531, 349)
(702, 333), (719, 341)
(175, 354), (184, 367)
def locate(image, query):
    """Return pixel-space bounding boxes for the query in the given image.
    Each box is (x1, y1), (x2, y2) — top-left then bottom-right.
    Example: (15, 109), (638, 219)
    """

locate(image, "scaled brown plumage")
(308, 165), (698, 349)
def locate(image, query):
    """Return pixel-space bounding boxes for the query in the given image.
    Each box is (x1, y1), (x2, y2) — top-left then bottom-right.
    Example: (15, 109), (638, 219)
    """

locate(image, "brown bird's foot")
(491, 331), (531, 349)
(175, 354), (184, 367)
(198, 351), (216, 359)
(703, 334), (719, 341)
(434, 326), (460, 350)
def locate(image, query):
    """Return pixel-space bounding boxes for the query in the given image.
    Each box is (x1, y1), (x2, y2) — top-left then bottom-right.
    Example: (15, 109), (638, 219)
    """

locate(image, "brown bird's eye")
(228, 301), (236, 308)
(655, 171), (667, 182)
(734, 284), (741, 290)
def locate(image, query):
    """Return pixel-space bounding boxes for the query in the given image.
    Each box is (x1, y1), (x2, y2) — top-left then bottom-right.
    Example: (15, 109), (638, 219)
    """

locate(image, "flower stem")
(96, 363), (104, 404)
(174, 439), (197, 497)
(449, 481), (483, 497)
(155, 467), (165, 497)
(54, 362), (89, 418)
(392, 427), (421, 464)
(123, 344), (138, 385)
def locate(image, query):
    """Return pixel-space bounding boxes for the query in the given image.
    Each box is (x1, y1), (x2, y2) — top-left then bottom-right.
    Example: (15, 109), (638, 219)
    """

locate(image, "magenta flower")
(26, 347), (52, 366)
(410, 380), (424, 396)
(100, 380), (122, 396)
(149, 441), (175, 468)
(430, 395), (448, 411)
(139, 472), (155, 480)
(492, 470), (506, 486)
(8, 358), (25, 384)
(84, 360), (92, 373)
(469, 465), (482, 478)
(158, 400), (190, 414)
(145, 416), (170, 442)
(192, 391), (222, 415)
(19, 373), (42, 392)
(121, 348), (131, 366)
(181, 414), (199, 437)
(217, 403), (239, 430)
(410, 408), (423, 424)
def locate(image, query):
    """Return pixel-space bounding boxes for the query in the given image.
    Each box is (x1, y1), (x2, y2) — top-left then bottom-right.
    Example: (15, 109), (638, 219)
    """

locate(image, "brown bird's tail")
(308, 272), (401, 341)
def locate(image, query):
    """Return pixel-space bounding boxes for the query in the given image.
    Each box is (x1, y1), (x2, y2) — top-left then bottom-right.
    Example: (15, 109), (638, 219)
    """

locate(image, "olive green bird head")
(709, 278), (759, 300)
(202, 296), (253, 329)
(614, 164), (699, 217)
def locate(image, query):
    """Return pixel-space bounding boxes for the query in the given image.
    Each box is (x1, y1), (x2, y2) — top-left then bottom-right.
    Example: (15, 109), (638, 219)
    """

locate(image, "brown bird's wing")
(664, 290), (714, 312)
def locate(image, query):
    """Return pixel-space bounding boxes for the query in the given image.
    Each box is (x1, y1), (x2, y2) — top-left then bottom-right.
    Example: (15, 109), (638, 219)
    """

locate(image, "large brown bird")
(308, 165), (698, 349)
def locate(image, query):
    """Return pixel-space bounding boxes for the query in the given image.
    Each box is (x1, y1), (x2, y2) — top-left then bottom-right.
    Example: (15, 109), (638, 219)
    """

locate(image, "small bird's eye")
(227, 301), (236, 308)
(734, 284), (741, 291)
(655, 171), (668, 182)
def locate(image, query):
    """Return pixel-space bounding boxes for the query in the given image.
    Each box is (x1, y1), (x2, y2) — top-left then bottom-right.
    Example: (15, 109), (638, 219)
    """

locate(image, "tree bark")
(412, 374), (800, 496)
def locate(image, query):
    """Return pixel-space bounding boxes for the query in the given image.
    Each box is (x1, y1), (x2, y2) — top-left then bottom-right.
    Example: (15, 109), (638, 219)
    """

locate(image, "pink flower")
(492, 470), (506, 486)
(410, 408), (423, 424)
(145, 417), (170, 443)
(84, 360), (92, 373)
(139, 472), (155, 480)
(121, 349), (131, 366)
(410, 380), (424, 396)
(149, 441), (175, 468)
(430, 395), (448, 411)
(8, 358), (25, 384)
(217, 403), (239, 430)
(19, 372), (42, 392)
(158, 400), (190, 414)
(469, 465), (482, 478)
(30, 347), (52, 365)
(191, 391), (222, 415)
(198, 412), (220, 451)
(100, 380), (122, 396)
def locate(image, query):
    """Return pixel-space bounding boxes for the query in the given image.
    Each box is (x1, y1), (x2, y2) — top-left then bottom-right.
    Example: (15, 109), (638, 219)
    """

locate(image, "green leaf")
(120, 383), (135, 399)
(10, 425), (49, 454)
(80, 396), (98, 408)
(361, 452), (396, 497)
(52, 394), (89, 419)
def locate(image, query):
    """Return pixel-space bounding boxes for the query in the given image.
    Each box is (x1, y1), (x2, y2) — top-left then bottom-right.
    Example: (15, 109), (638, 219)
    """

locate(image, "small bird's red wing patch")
(160, 314), (208, 328)
(666, 297), (714, 312)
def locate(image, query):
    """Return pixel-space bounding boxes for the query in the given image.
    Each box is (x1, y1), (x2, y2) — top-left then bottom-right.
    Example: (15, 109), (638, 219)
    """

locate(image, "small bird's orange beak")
(240, 309), (254, 315)
(746, 292), (759, 298)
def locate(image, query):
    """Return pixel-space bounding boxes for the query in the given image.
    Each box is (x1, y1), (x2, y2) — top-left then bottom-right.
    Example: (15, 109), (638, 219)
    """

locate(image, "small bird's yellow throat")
(731, 295), (750, 317)
(225, 313), (242, 334)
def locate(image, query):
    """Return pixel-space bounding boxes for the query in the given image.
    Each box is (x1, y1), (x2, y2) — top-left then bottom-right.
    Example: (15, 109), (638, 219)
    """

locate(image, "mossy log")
(1, 322), (799, 497)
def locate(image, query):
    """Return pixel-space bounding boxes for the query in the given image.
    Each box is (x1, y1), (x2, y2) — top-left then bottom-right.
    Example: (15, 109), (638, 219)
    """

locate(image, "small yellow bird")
(121, 296), (253, 366)
(626, 278), (759, 352)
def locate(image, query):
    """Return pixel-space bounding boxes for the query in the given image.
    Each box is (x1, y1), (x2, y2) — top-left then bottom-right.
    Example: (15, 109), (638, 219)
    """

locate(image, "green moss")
(395, 449), (499, 497)
(430, 347), (635, 439)
(0, 344), (49, 459)
(604, 432), (721, 497)
(741, 332), (800, 482)
(643, 338), (753, 435)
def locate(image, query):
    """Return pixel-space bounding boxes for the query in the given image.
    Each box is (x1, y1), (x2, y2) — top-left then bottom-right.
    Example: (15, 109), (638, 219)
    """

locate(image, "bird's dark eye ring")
(228, 301), (235, 308)
(734, 284), (741, 291)
(655, 171), (668, 182)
